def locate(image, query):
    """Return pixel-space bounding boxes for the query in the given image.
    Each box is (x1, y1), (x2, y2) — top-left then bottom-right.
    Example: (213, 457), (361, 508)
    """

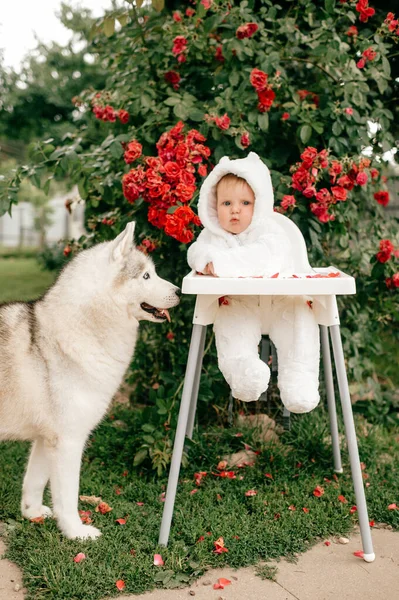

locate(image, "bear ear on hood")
(247, 151), (261, 162)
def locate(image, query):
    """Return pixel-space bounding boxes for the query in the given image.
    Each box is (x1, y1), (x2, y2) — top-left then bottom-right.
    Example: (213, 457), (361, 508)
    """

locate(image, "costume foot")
(230, 358), (271, 403)
(279, 385), (320, 414)
(279, 376), (320, 414)
(61, 523), (102, 540)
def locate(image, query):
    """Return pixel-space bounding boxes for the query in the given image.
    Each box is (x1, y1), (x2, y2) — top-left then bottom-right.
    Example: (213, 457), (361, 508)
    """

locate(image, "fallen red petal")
(324, 540), (331, 546)
(338, 495), (348, 503)
(353, 550), (364, 558)
(30, 516), (44, 524)
(115, 518), (126, 525)
(96, 501), (112, 514)
(265, 473), (273, 479)
(115, 580), (126, 591)
(369, 520), (375, 527)
(73, 552), (86, 563)
(350, 506), (357, 514)
(153, 553), (164, 566)
(388, 503), (398, 510)
(302, 507), (310, 513)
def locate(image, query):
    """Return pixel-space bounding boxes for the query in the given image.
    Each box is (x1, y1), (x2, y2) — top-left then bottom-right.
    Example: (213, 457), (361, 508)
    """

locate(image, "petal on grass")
(313, 485), (325, 497)
(30, 516), (44, 524)
(115, 518), (126, 525)
(95, 501), (112, 514)
(338, 495), (347, 503)
(302, 507), (310, 513)
(213, 537), (229, 554)
(350, 506), (357, 514)
(264, 473), (273, 479)
(115, 580), (126, 591)
(245, 489), (257, 497)
(73, 553), (86, 563)
(388, 503), (398, 510)
(154, 554), (164, 566)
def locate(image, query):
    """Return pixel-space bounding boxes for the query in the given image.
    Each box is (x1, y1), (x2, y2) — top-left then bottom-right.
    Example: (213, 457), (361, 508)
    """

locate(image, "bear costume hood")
(198, 152), (274, 240)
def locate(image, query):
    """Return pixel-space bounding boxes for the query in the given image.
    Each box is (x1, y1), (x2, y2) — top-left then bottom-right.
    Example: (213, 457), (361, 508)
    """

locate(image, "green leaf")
(325, 0), (335, 13)
(133, 448), (148, 466)
(188, 108), (204, 122)
(152, 0), (165, 11)
(117, 13), (129, 27)
(258, 113), (269, 132)
(229, 71), (239, 86)
(109, 141), (124, 159)
(164, 97), (180, 106)
(332, 121), (343, 136)
(103, 17), (115, 37)
(300, 124), (312, 144)
(173, 103), (189, 120)
(381, 56), (391, 78)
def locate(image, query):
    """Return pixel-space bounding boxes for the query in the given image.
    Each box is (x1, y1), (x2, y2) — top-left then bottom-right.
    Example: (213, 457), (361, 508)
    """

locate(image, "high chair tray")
(182, 267), (356, 296)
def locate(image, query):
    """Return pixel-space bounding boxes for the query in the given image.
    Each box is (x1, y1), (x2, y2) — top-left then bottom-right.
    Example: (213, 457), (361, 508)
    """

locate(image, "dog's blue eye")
(143, 272), (150, 280)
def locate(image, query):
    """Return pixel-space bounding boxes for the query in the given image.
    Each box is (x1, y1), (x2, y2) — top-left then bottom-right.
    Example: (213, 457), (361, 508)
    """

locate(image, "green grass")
(0, 257), (56, 303)
(1, 407), (398, 600)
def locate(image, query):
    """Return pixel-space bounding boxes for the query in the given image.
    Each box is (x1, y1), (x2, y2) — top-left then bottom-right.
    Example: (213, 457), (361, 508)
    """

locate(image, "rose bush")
(1, 0), (398, 468)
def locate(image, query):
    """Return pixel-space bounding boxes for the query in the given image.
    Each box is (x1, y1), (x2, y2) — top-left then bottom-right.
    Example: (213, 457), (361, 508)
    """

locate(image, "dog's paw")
(64, 524), (102, 540)
(22, 505), (53, 520)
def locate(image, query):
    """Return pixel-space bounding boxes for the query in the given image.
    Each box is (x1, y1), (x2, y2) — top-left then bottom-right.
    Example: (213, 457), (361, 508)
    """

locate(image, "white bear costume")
(187, 152), (320, 413)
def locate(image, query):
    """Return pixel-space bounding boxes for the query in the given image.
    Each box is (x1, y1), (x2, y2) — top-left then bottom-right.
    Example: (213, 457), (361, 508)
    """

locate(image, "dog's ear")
(111, 221), (136, 261)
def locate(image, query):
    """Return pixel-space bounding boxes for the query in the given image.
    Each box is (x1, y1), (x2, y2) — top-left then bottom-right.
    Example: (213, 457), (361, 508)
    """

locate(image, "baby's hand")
(203, 262), (216, 276)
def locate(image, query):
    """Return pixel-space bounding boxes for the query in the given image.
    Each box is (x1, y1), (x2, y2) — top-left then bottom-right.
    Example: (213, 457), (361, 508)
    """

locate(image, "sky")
(0, 0), (119, 71)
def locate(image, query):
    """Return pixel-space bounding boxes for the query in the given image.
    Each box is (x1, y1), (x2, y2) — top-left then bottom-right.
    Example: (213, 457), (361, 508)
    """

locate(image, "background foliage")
(1, 0), (398, 471)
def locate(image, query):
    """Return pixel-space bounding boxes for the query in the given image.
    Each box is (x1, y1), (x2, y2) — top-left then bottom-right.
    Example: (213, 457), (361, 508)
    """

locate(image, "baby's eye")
(223, 201), (231, 206)
(243, 200), (251, 205)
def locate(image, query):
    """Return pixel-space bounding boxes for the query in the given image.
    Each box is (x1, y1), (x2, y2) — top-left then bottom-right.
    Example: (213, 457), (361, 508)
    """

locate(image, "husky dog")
(0, 222), (180, 539)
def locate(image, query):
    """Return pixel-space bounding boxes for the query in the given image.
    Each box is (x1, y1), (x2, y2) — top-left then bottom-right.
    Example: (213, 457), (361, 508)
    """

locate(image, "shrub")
(1, 0), (398, 468)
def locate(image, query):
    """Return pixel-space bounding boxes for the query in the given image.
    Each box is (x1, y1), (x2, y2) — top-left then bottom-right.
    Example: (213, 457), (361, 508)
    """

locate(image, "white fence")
(0, 187), (85, 247)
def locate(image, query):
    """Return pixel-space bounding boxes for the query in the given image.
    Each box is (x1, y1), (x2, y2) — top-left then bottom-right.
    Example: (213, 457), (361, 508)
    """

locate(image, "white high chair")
(158, 213), (375, 562)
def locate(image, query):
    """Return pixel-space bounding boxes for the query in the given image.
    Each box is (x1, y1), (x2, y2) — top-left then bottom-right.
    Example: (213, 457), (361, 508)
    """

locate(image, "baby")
(187, 152), (320, 413)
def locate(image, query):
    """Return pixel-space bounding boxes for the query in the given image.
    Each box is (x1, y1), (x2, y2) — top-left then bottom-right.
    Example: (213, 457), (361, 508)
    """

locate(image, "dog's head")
(109, 222), (180, 323)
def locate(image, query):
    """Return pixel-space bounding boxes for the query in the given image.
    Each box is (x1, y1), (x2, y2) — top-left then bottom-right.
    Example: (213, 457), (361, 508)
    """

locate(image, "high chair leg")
(321, 325), (343, 473)
(330, 325), (375, 563)
(159, 324), (205, 547)
(186, 325), (207, 440)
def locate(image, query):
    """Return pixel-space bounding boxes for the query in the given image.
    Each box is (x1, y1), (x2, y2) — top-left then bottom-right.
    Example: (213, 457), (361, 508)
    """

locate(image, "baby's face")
(216, 179), (255, 234)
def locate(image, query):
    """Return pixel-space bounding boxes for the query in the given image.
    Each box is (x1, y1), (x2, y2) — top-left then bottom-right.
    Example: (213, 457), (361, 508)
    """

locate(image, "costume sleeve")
(209, 230), (289, 277)
(187, 229), (215, 273)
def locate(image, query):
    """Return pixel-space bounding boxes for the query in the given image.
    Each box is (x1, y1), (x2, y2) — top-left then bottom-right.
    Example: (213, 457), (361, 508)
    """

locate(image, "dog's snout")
(175, 288), (181, 297)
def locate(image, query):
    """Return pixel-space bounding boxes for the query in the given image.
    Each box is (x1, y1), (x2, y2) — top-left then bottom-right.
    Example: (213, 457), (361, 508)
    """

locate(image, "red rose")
(344, 107), (354, 115)
(356, 58), (366, 69)
(356, 172), (368, 186)
(374, 191), (389, 206)
(164, 161), (181, 181)
(180, 169), (196, 186)
(124, 140), (143, 164)
(315, 188), (332, 204)
(337, 175), (355, 190)
(386, 273), (399, 289)
(250, 68), (268, 92)
(370, 168), (379, 180)
(198, 164), (207, 177)
(362, 47), (377, 61)
(281, 195), (296, 210)
(164, 71), (181, 90)
(118, 109), (129, 124)
(355, 0), (375, 23)
(282, 112), (290, 121)
(236, 23), (258, 39)
(172, 36), (188, 56)
(122, 168), (146, 203)
(215, 114), (231, 130)
(300, 147), (318, 168)
(240, 132), (250, 148)
(175, 182), (196, 202)
(103, 105), (116, 122)
(173, 11), (182, 22)
(310, 203), (335, 223)
(214, 45), (224, 62)
(185, 8), (195, 17)
(331, 186), (348, 201)
(257, 88), (275, 112)
(346, 25), (358, 36)
(148, 206), (168, 229)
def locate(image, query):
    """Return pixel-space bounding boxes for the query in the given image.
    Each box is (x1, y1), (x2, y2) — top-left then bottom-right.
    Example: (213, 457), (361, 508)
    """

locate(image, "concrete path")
(1, 528), (398, 600)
